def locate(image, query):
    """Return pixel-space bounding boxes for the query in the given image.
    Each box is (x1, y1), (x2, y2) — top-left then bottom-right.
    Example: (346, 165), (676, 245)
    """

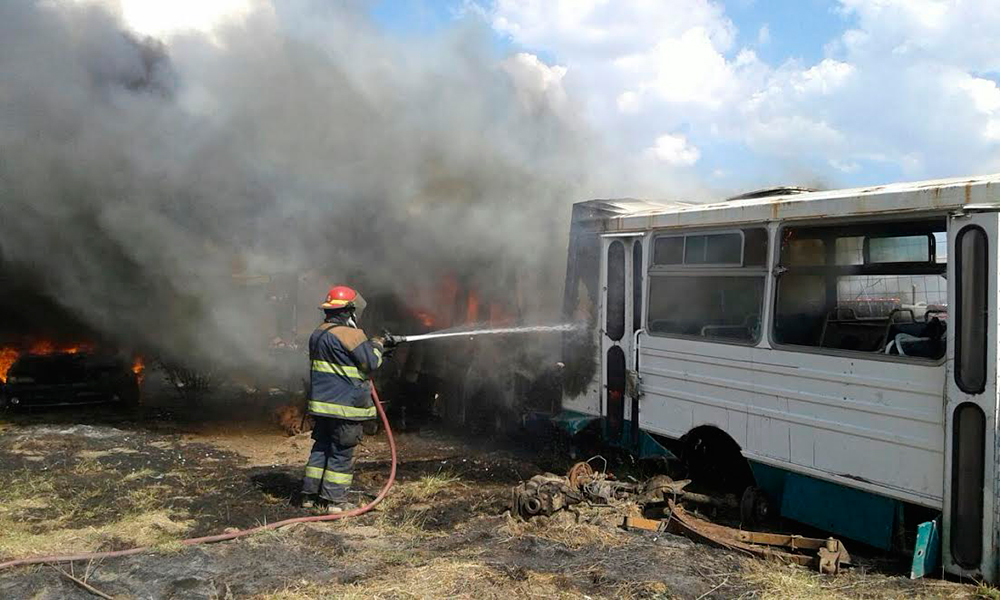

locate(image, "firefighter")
(301, 285), (393, 513)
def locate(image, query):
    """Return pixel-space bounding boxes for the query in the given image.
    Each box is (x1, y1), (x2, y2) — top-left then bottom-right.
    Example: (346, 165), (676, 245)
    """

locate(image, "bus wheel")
(680, 426), (754, 494)
(740, 486), (772, 527)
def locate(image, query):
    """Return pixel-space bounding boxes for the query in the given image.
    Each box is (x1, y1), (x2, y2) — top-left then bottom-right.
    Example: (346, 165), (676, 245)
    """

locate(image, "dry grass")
(122, 467), (157, 482)
(0, 510), (193, 557)
(125, 484), (172, 512)
(405, 471), (462, 499)
(253, 558), (601, 600)
(364, 471), (463, 537)
(497, 512), (630, 550)
(0, 465), (193, 558)
(742, 559), (850, 600)
(740, 557), (978, 600)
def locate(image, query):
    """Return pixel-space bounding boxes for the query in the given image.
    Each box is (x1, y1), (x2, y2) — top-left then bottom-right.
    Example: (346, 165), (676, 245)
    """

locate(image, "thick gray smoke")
(0, 1), (594, 369)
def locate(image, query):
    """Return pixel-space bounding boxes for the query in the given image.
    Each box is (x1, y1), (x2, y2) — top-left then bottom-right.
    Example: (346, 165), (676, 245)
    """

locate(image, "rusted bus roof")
(581, 174), (1000, 232)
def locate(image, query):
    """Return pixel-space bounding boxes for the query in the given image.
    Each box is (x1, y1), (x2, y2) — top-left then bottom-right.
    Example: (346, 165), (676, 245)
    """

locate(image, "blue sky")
(369, 1), (851, 63)
(370, 1), (1000, 195)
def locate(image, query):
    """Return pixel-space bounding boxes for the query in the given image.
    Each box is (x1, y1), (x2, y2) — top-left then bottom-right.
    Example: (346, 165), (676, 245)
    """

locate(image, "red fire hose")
(0, 386), (397, 571)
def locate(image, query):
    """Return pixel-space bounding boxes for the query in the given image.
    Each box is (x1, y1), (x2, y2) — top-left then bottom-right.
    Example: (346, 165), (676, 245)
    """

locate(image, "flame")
(0, 348), (19, 383)
(28, 340), (54, 355)
(26, 340), (95, 356)
(465, 289), (479, 324)
(414, 311), (435, 328)
(132, 356), (146, 384)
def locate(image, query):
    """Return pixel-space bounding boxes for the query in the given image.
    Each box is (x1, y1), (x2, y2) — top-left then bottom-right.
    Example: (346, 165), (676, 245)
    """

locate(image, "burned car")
(2, 352), (140, 409)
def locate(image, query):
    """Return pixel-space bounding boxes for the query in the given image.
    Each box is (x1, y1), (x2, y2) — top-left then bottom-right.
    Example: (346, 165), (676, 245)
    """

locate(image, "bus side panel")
(639, 337), (946, 508)
(560, 213), (602, 416)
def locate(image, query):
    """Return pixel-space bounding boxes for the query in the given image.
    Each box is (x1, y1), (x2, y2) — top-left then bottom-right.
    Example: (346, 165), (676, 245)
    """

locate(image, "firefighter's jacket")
(307, 321), (384, 421)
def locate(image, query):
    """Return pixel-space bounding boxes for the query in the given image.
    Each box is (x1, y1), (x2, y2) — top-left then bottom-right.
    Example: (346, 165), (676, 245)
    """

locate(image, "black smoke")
(0, 1), (594, 370)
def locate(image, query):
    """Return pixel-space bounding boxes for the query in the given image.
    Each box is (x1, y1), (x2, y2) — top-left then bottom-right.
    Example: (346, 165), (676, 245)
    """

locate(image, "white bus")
(559, 175), (1000, 581)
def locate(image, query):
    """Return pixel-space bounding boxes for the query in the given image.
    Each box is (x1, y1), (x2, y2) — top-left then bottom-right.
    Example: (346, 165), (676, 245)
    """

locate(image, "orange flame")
(26, 340), (95, 356)
(0, 348), (19, 383)
(28, 340), (54, 355)
(414, 311), (435, 328)
(131, 356), (146, 385)
(465, 290), (480, 324)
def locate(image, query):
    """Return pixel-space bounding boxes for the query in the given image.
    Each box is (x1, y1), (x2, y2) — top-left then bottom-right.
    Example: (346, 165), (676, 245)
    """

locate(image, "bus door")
(601, 234), (644, 446)
(943, 211), (999, 581)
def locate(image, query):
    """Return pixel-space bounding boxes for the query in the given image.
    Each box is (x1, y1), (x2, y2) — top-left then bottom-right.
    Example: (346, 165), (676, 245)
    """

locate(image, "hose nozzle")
(380, 331), (406, 348)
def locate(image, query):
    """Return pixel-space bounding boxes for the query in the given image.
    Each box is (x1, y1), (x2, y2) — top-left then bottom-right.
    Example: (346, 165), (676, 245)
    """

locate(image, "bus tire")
(740, 486), (772, 527)
(680, 426), (754, 493)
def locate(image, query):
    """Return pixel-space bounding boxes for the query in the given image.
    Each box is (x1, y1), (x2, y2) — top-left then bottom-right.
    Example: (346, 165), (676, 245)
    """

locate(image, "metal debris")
(512, 473), (583, 517)
(662, 500), (852, 574)
(512, 458), (636, 518)
(514, 464), (851, 575)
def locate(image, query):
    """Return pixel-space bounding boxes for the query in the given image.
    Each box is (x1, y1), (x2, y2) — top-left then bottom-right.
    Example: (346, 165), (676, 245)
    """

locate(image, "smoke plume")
(0, 1), (596, 369)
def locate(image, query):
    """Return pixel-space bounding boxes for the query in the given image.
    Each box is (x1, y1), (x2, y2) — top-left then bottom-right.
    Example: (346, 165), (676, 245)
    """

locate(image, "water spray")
(385, 323), (578, 346)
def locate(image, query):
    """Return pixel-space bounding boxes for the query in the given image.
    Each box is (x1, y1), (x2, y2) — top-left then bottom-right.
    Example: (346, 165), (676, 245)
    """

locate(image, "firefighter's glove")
(379, 331), (402, 349)
(374, 332), (399, 357)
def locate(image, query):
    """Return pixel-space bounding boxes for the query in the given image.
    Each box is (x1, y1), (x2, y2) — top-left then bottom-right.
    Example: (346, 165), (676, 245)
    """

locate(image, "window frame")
(606, 240), (626, 342)
(954, 225), (988, 394)
(863, 232), (936, 265)
(768, 217), (949, 366)
(651, 229), (746, 269)
(646, 226), (769, 347)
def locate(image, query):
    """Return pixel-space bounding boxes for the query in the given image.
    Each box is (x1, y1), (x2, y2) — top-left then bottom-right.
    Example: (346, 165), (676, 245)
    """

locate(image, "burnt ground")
(0, 397), (990, 599)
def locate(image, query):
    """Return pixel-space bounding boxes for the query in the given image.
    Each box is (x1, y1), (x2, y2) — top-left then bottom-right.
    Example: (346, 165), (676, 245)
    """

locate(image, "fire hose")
(0, 385), (397, 571)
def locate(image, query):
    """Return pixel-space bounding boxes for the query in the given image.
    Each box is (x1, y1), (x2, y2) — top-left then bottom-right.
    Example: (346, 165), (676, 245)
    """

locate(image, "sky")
(110, 0), (1000, 196)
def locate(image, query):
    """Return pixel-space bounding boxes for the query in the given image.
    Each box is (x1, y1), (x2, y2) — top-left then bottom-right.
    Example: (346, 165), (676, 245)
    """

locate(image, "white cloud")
(757, 24), (770, 46)
(646, 133), (700, 166)
(485, 0), (1000, 189)
(500, 52), (570, 114)
(616, 90), (640, 114)
(491, 0), (736, 56)
(615, 27), (738, 108)
(958, 75), (1000, 114)
(745, 117), (845, 157)
(830, 159), (860, 174)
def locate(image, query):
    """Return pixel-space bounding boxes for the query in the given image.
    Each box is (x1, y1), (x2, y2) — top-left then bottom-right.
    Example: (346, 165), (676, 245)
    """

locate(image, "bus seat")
(884, 317), (946, 359)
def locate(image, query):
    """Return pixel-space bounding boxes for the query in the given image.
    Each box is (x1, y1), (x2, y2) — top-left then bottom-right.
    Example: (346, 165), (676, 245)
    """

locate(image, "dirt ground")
(0, 395), (992, 599)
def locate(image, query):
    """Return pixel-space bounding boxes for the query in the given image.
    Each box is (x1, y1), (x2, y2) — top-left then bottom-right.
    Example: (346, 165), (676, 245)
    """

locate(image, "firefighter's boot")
(325, 501), (357, 514)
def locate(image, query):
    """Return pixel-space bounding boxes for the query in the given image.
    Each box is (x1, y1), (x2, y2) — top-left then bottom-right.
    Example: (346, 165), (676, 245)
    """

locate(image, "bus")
(559, 175), (1000, 581)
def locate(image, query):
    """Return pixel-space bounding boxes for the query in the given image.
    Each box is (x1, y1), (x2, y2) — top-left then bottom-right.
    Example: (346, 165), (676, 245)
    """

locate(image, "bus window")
(653, 236), (683, 265)
(955, 226), (987, 394)
(648, 227), (768, 344)
(606, 241), (625, 342)
(648, 276), (765, 342)
(773, 220), (947, 360)
(951, 402), (986, 568)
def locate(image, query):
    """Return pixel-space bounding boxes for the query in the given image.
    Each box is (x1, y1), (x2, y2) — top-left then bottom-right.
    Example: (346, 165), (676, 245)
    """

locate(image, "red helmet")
(320, 285), (360, 310)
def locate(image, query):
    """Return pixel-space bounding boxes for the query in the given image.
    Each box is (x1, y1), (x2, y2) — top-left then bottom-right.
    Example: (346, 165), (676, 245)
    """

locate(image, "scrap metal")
(514, 464), (851, 575)
(658, 500), (851, 574)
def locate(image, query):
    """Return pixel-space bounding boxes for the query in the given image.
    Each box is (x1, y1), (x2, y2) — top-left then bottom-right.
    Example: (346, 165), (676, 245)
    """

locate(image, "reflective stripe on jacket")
(307, 321), (384, 421)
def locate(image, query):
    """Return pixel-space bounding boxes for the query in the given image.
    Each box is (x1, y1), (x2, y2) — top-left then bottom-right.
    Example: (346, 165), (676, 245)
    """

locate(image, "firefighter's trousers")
(302, 417), (364, 502)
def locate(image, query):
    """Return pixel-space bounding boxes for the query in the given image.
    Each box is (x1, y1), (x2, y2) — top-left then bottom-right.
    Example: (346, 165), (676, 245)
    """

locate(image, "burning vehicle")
(0, 343), (142, 409)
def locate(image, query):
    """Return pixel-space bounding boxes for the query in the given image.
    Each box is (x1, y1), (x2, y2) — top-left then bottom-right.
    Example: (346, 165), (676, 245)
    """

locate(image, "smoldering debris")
(0, 0), (596, 372)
